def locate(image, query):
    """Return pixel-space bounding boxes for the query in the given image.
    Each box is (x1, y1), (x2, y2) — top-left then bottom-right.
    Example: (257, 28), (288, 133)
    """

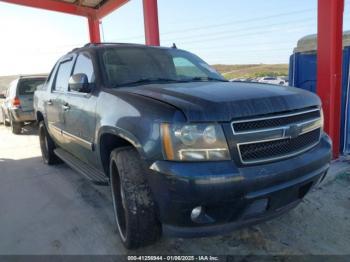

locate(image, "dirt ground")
(0, 123), (349, 255)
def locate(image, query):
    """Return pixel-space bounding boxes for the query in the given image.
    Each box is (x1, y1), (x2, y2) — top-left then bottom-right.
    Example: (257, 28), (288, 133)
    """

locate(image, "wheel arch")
(98, 126), (145, 176)
(36, 110), (44, 123)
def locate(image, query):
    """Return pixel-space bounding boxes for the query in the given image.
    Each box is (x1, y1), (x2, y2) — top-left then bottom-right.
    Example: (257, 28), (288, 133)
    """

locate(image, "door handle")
(47, 100), (53, 105)
(62, 103), (70, 111)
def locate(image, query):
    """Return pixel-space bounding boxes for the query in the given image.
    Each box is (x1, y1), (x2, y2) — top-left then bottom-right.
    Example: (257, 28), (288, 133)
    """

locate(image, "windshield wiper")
(186, 77), (228, 82)
(113, 77), (228, 88)
(114, 78), (182, 87)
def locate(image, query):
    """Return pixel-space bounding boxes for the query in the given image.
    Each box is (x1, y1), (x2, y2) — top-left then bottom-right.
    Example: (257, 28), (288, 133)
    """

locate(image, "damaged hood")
(121, 82), (321, 122)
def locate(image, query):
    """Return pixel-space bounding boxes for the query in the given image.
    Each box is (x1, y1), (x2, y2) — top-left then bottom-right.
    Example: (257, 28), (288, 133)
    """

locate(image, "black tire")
(38, 121), (62, 165)
(10, 118), (22, 134)
(2, 110), (10, 126)
(109, 147), (161, 249)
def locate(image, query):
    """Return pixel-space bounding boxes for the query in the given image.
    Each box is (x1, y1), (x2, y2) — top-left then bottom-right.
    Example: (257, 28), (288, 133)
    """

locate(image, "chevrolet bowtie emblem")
(285, 124), (303, 139)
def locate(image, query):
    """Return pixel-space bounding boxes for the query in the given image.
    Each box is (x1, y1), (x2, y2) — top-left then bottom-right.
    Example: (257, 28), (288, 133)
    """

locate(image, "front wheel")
(109, 147), (161, 249)
(38, 121), (61, 165)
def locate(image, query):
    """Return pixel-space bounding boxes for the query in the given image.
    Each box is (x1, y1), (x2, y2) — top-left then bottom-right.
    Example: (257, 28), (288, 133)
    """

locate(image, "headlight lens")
(176, 125), (200, 146)
(161, 123), (230, 161)
(203, 125), (217, 144)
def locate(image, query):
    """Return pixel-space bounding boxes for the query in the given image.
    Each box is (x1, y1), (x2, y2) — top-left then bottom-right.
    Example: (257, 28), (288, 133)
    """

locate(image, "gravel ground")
(0, 123), (349, 255)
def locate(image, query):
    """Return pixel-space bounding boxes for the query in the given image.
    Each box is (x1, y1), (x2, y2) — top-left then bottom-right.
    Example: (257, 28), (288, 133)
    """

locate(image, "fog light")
(191, 206), (203, 221)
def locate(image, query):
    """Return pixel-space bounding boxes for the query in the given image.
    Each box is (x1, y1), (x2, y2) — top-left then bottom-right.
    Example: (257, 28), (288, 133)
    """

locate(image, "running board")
(54, 148), (109, 186)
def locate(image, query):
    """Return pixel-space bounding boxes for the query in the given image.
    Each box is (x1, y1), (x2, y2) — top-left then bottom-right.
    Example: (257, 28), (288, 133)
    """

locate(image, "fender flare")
(97, 125), (146, 159)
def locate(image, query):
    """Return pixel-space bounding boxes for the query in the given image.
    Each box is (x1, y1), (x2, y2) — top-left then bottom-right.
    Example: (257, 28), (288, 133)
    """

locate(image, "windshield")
(100, 47), (226, 87)
(18, 78), (46, 95)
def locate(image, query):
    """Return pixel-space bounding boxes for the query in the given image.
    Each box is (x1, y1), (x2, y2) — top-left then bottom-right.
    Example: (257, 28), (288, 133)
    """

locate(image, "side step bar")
(54, 148), (109, 186)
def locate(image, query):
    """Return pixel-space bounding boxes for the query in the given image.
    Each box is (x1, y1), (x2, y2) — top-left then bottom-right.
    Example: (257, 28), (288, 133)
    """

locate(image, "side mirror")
(68, 73), (91, 93)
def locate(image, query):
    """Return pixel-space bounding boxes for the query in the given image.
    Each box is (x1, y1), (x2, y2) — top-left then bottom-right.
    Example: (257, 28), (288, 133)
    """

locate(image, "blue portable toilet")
(289, 31), (350, 154)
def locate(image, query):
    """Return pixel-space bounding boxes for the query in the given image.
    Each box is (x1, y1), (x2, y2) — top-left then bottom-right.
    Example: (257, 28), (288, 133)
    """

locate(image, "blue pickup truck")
(34, 43), (332, 249)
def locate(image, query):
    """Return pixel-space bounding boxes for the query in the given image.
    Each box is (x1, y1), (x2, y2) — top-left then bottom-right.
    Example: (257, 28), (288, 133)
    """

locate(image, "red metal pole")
(317, 0), (344, 158)
(88, 16), (101, 43)
(143, 0), (160, 46)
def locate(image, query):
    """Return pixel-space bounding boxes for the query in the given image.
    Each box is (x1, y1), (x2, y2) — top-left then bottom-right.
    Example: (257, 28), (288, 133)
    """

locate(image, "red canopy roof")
(0, 0), (129, 19)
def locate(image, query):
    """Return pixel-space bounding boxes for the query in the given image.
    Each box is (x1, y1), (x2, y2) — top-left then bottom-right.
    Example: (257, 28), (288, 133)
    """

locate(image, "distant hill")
(213, 64), (289, 79)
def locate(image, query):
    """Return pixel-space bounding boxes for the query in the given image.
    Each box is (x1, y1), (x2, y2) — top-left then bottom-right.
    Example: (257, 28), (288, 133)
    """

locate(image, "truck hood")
(121, 82), (321, 122)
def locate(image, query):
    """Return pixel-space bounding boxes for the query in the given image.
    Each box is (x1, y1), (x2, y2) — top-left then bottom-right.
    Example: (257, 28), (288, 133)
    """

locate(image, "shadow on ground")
(22, 123), (38, 135)
(0, 155), (349, 255)
(0, 156), (121, 255)
(21, 123), (38, 135)
(0, 122), (38, 136)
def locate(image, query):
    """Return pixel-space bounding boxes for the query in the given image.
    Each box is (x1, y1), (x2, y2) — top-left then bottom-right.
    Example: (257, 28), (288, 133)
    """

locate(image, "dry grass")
(213, 64), (289, 79)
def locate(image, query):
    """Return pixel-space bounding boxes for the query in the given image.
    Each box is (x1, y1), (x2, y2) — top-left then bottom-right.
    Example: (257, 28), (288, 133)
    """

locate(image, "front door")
(62, 52), (98, 166)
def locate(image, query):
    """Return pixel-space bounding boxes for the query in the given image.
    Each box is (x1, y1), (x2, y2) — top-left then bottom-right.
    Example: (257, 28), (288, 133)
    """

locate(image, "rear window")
(18, 78), (46, 95)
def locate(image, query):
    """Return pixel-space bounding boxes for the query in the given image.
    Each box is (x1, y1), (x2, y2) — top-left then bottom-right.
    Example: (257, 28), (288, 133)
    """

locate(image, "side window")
(53, 59), (74, 92)
(73, 53), (95, 83)
(45, 63), (58, 91)
(173, 57), (207, 78)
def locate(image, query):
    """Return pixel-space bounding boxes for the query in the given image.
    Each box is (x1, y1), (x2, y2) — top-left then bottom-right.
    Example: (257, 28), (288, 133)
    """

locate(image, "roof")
(294, 31), (350, 53)
(69, 42), (172, 53)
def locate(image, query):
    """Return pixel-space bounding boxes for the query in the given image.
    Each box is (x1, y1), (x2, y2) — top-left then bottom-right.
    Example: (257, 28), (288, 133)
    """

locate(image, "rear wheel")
(109, 147), (161, 249)
(10, 117), (22, 134)
(38, 121), (61, 165)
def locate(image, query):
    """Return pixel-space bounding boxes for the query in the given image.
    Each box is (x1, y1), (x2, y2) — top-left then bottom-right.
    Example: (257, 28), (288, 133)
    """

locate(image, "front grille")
(233, 108), (320, 133)
(232, 107), (322, 165)
(239, 128), (321, 163)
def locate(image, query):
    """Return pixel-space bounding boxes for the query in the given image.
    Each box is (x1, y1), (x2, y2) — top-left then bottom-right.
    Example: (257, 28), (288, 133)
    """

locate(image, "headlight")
(161, 123), (230, 161)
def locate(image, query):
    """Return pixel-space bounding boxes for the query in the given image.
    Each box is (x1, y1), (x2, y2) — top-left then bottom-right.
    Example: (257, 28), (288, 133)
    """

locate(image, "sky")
(0, 0), (350, 75)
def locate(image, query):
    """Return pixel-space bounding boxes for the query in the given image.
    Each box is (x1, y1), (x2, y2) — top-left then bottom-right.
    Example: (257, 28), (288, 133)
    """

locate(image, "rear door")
(46, 55), (75, 147)
(62, 52), (98, 166)
(17, 78), (46, 112)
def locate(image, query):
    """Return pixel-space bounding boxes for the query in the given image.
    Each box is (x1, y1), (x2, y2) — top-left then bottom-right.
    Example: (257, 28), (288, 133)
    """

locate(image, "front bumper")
(147, 134), (331, 238)
(10, 108), (35, 122)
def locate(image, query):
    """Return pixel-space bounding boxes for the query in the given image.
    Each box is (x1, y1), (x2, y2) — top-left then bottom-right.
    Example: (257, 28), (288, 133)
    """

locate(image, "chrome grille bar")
(231, 108), (322, 165)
